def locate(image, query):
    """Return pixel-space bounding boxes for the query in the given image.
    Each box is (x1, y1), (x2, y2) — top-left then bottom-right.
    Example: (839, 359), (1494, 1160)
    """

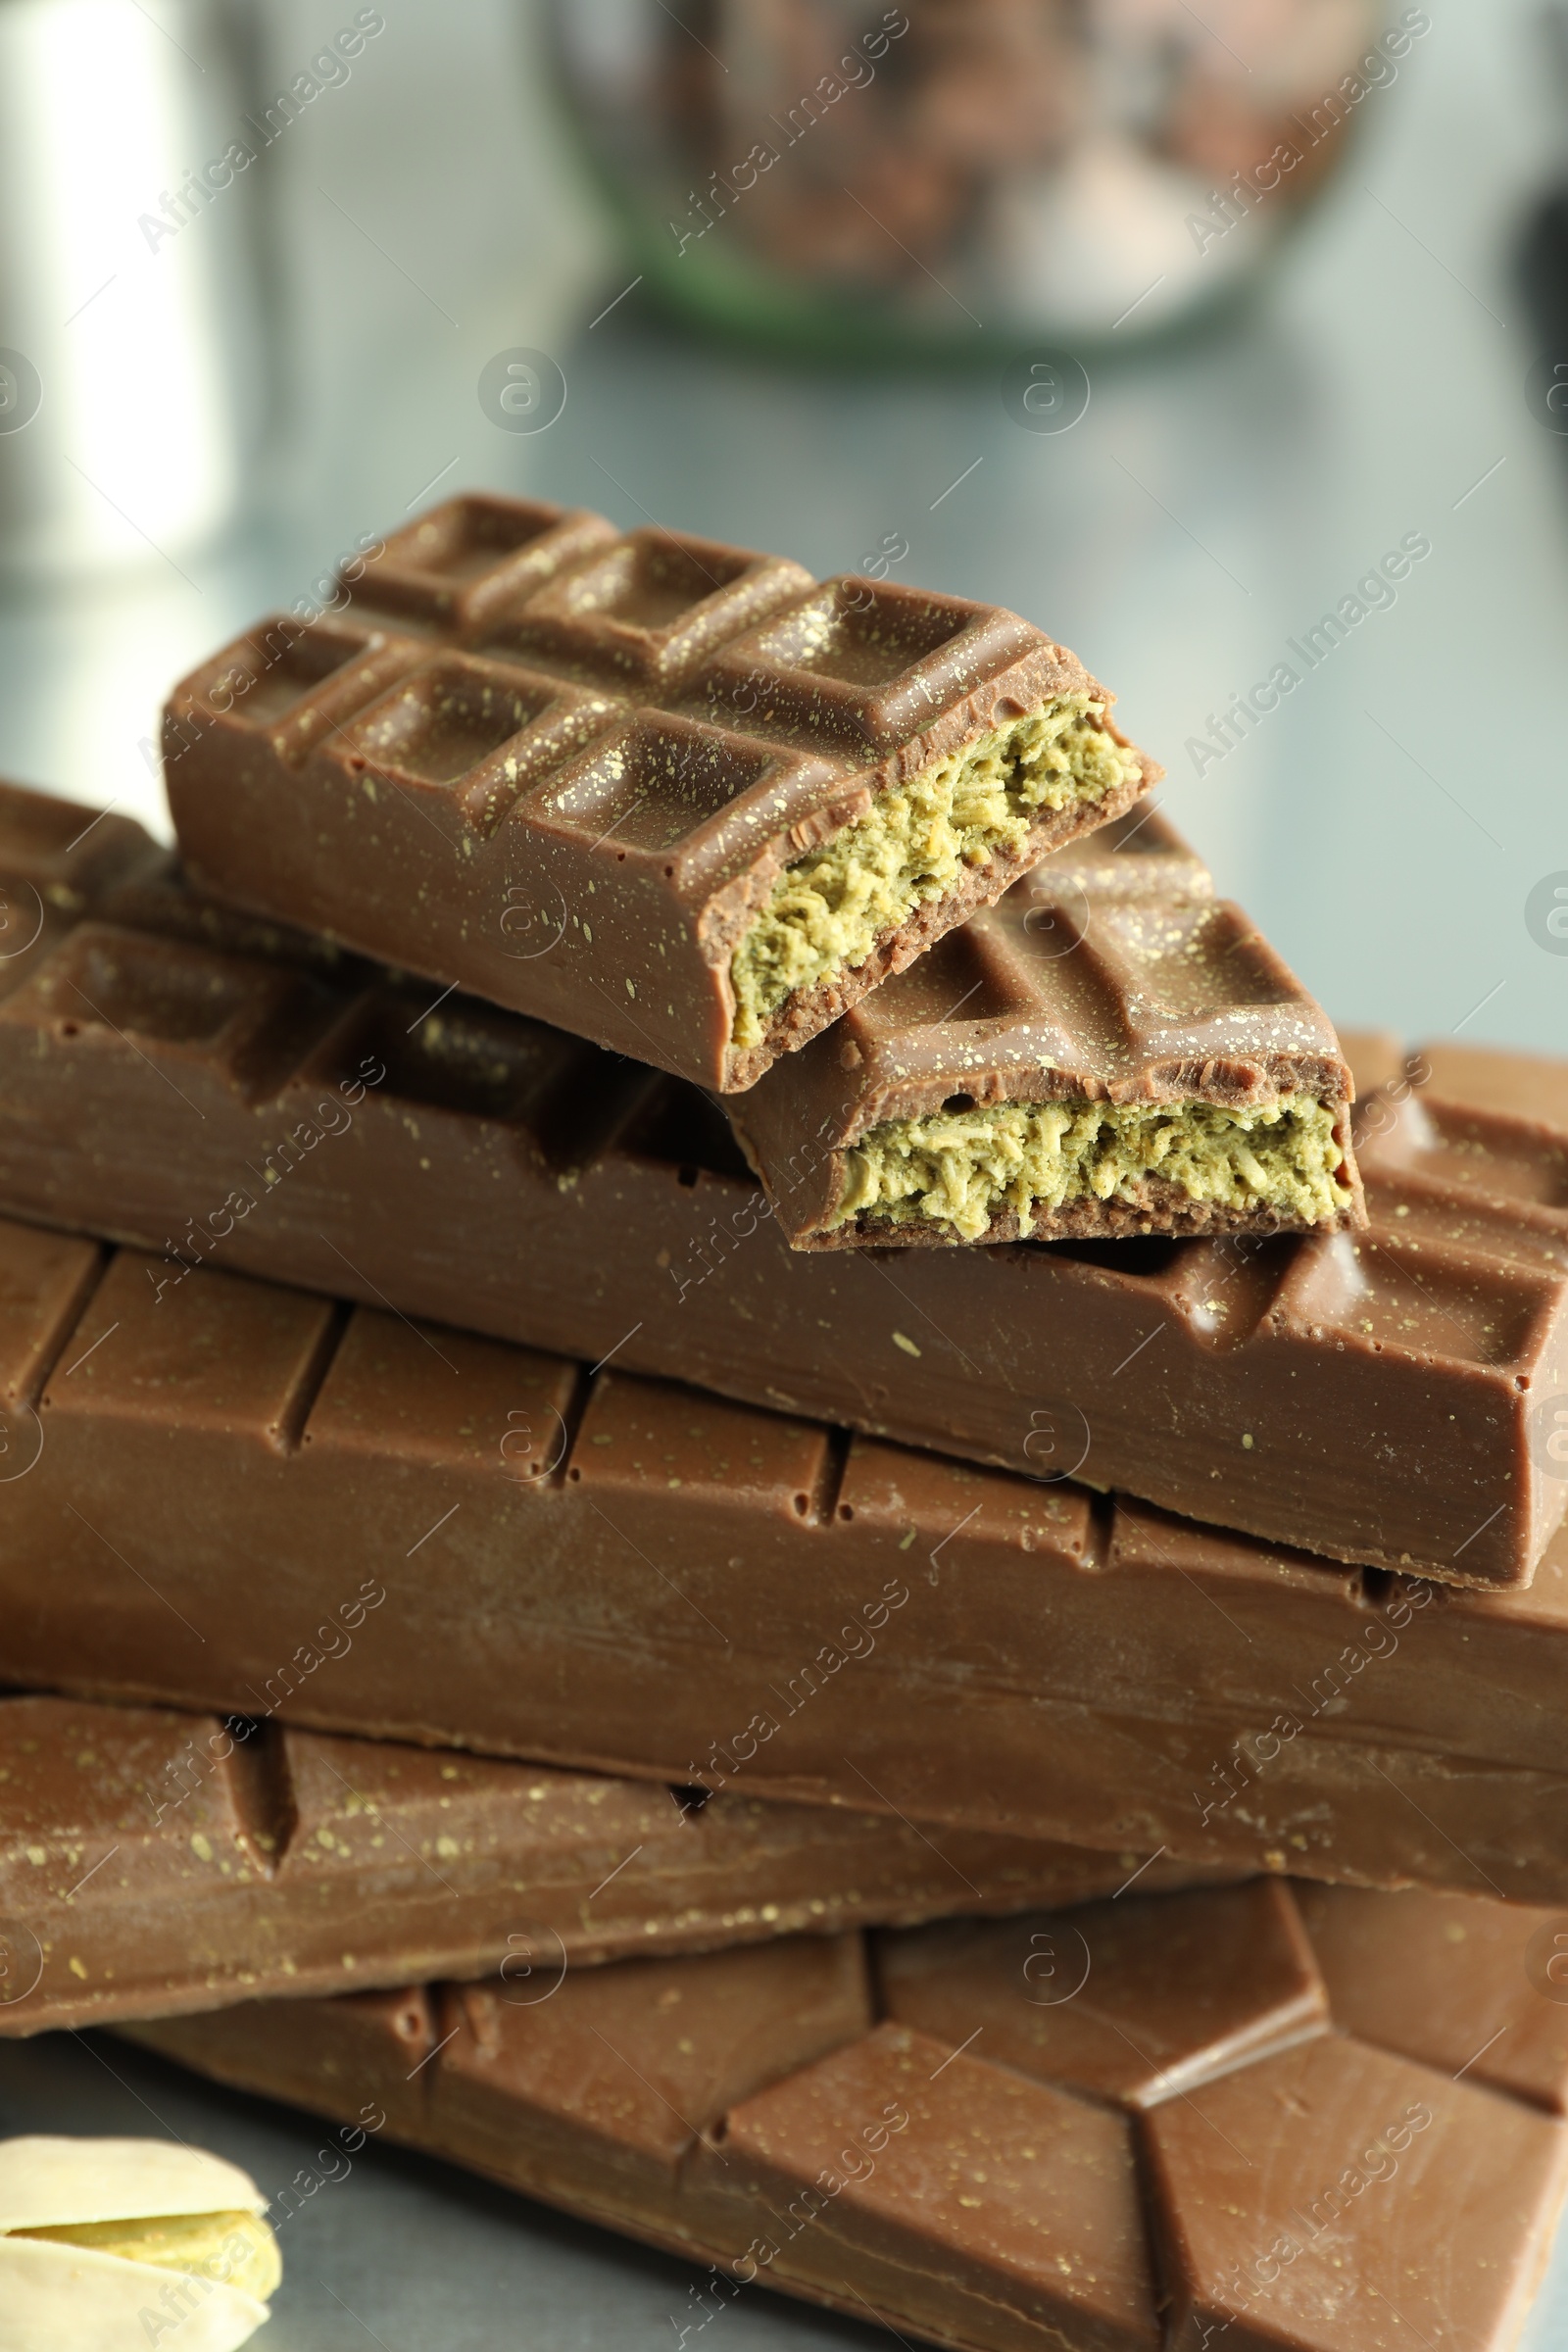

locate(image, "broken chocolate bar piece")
(0, 778), (1554, 1585)
(726, 803), (1362, 1246)
(159, 494), (1157, 1092)
(3, 1209), (1568, 1895)
(0, 1690), (1217, 2037)
(125, 1876), (1568, 2352)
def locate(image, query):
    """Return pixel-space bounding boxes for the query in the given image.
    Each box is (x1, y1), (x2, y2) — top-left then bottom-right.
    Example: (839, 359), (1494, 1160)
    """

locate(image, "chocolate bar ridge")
(123, 1877), (1568, 2352)
(161, 494), (1158, 1093)
(0, 1690), (1216, 2036)
(3, 1203), (1568, 1896)
(727, 803), (1363, 1247)
(0, 776), (1555, 1586)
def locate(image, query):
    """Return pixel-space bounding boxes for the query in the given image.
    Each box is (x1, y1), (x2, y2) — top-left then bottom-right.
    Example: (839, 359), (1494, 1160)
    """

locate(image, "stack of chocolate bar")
(2, 494), (1566, 2350)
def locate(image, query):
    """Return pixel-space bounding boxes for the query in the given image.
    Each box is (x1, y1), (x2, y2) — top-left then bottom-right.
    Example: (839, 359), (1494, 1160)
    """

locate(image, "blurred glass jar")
(548, 0), (1407, 354)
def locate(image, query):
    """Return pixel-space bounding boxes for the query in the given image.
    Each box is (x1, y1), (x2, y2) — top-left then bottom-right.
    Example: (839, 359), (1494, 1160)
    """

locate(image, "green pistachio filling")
(20, 2209), (282, 2301)
(832, 1096), (1351, 1242)
(729, 696), (1141, 1051)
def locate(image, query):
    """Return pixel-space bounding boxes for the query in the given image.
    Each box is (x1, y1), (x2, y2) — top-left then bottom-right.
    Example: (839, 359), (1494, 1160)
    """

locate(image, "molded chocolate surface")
(126, 1876), (1568, 2352)
(728, 805), (1361, 1248)
(159, 496), (1156, 1091)
(876, 1879), (1326, 2107)
(1297, 1881), (1568, 2117)
(0, 1690), (1215, 2036)
(1, 1213), (1567, 1893)
(0, 777), (1554, 1586)
(1145, 2034), (1566, 2352)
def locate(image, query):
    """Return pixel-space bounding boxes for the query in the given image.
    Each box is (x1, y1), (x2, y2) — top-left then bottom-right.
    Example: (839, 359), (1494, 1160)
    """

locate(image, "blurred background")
(3, 0), (1568, 2339)
(0, 0), (1565, 1058)
(0, 0), (1560, 1049)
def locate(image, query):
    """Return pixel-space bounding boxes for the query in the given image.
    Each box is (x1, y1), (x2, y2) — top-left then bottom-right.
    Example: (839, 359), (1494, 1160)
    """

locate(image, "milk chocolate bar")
(124, 1876), (1568, 2352)
(1410, 1038), (1568, 1131)
(727, 809), (1362, 1247)
(0, 1691), (1208, 2036)
(160, 494), (1157, 1092)
(3, 1212), (1568, 1897)
(0, 781), (1553, 1586)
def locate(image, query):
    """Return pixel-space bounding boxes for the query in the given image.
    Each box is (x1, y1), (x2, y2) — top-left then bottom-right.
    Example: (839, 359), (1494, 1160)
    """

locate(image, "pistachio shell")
(0, 2139), (266, 2233)
(0, 2235), (270, 2352)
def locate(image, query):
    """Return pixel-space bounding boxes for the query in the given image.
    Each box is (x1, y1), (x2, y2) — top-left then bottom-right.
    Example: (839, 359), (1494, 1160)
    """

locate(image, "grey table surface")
(2, 0), (1567, 2341)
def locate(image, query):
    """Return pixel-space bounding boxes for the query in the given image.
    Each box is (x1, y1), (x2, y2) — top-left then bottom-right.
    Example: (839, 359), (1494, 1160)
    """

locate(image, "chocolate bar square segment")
(0, 777), (161, 916)
(306, 1305), (578, 1477)
(699, 576), (1040, 749)
(331, 655), (620, 832)
(1354, 1067), (1568, 1288)
(432, 1936), (870, 2227)
(1296, 1881), (1568, 2117)
(1145, 2034), (1568, 2352)
(706, 580), (1157, 1082)
(1358, 1083), (1568, 1218)
(687, 2022), (1162, 2351)
(128, 1981), (441, 2142)
(728, 868), (1362, 1248)
(1274, 1217), (1560, 1371)
(523, 710), (842, 872)
(877, 1881), (1328, 2110)
(40, 1249), (339, 1451)
(1412, 1039), (1568, 1132)
(0, 1222), (102, 1417)
(480, 527), (814, 693)
(1024, 797), (1214, 907)
(166, 613), (424, 771)
(23, 923), (342, 1107)
(359, 497), (620, 635)
(164, 493), (1158, 1091)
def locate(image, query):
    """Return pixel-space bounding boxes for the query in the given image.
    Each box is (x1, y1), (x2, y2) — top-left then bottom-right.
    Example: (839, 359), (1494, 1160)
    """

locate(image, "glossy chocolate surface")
(1, 1208), (1567, 1894)
(128, 1875), (1568, 2352)
(160, 495), (1156, 1091)
(0, 1690), (1214, 2036)
(0, 778), (1554, 1586)
(1297, 1879), (1568, 2117)
(728, 803), (1361, 1247)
